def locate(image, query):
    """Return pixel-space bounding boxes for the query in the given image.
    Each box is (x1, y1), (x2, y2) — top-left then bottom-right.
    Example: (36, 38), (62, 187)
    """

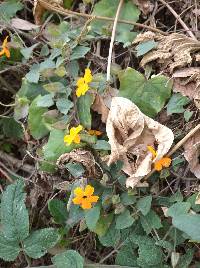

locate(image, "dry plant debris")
(106, 97), (174, 188)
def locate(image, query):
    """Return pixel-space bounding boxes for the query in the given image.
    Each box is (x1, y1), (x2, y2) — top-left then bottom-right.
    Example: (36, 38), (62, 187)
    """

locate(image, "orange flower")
(72, 185), (99, 209)
(0, 36), (10, 58)
(147, 145), (171, 171)
(88, 130), (103, 136)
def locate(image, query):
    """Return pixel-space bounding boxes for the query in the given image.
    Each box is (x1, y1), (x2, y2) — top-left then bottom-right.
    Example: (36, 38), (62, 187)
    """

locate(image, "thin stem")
(106, 0), (124, 82)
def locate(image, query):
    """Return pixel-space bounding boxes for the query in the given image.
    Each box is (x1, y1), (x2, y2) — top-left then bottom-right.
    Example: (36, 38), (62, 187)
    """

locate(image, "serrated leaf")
(98, 222), (121, 248)
(24, 228), (60, 259)
(92, 0), (140, 45)
(0, 232), (21, 261)
(2, 117), (24, 139)
(28, 95), (49, 139)
(52, 250), (84, 268)
(56, 98), (73, 115)
(20, 44), (38, 60)
(167, 93), (190, 115)
(120, 192), (136, 206)
(17, 79), (46, 101)
(1, 180), (29, 241)
(94, 213), (113, 236)
(0, 0), (23, 21)
(70, 46), (90, 60)
(115, 244), (138, 267)
(119, 68), (172, 117)
(136, 41), (157, 57)
(25, 64), (40, 83)
(85, 206), (100, 231)
(172, 214), (200, 241)
(48, 199), (68, 225)
(43, 82), (65, 93)
(136, 195), (152, 216)
(37, 94), (54, 107)
(77, 94), (94, 129)
(116, 209), (135, 230)
(140, 210), (162, 234)
(167, 202), (191, 218)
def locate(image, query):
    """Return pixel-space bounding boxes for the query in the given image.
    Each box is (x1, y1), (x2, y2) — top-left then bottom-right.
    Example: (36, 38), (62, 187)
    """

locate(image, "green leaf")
(0, 232), (21, 261)
(25, 64), (40, 83)
(177, 248), (194, 268)
(85, 206), (101, 231)
(2, 117), (24, 139)
(119, 68), (172, 117)
(77, 94), (94, 129)
(116, 209), (135, 230)
(98, 222), (121, 247)
(167, 93), (190, 115)
(1, 180), (29, 241)
(65, 162), (85, 178)
(37, 94), (54, 107)
(167, 202), (191, 218)
(24, 228), (60, 259)
(172, 214), (200, 241)
(121, 192), (136, 206)
(169, 191), (183, 203)
(48, 199), (68, 225)
(52, 250), (84, 268)
(92, 0), (140, 45)
(187, 193), (200, 213)
(28, 95), (49, 139)
(136, 195), (152, 216)
(92, 140), (111, 150)
(140, 210), (162, 234)
(20, 44), (38, 60)
(56, 98), (73, 115)
(115, 244), (138, 267)
(43, 82), (65, 93)
(0, 0), (23, 21)
(136, 41), (157, 56)
(94, 213), (113, 236)
(71, 46), (90, 60)
(17, 79), (46, 101)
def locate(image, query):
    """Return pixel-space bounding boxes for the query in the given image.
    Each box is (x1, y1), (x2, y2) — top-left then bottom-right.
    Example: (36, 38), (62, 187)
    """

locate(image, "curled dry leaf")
(106, 97), (174, 188)
(57, 149), (101, 178)
(91, 93), (110, 123)
(11, 18), (39, 30)
(184, 130), (200, 179)
(133, 0), (154, 15)
(133, 32), (200, 73)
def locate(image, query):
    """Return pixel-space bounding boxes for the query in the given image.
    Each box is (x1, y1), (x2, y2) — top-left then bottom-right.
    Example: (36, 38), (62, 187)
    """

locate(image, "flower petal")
(2, 36), (9, 48)
(84, 68), (92, 83)
(64, 135), (73, 145)
(84, 185), (94, 197)
(81, 198), (92, 209)
(87, 195), (99, 203)
(4, 48), (10, 58)
(77, 77), (85, 87)
(154, 160), (163, 171)
(0, 49), (5, 56)
(72, 196), (83, 205)
(74, 187), (84, 197)
(161, 157), (171, 168)
(73, 134), (81, 144)
(147, 145), (157, 159)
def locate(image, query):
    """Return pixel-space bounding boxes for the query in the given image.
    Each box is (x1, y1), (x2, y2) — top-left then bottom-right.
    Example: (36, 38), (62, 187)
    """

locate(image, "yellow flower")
(76, 68), (93, 97)
(147, 145), (171, 171)
(88, 129), (103, 136)
(0, 36), (10, 58)
(64, 125), (83, 145)
(72, 185), (99, 209)
(84, 68), (93, 83)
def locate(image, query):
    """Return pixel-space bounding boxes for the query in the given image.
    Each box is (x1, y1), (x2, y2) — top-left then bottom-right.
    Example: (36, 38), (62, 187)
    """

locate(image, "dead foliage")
(106, 97), (174, 188)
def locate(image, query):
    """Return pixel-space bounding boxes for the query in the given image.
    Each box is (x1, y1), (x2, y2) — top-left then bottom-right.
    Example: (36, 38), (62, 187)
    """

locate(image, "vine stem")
(107, 0), (124, 82)
(144, 123), (200, 181)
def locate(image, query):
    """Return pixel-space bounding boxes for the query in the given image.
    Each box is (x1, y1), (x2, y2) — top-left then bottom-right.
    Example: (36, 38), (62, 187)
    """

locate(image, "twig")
(0, 166), (14, 183)
(38, 0), (167, 35)
(158, 0), (197, 40)
(107, 0), (124, 81)
(144, 123), (200, 181)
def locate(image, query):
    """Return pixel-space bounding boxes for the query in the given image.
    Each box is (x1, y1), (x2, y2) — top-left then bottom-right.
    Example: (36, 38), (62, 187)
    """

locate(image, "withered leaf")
(184, 130), (200, 179)
(106, 97), (174, 188)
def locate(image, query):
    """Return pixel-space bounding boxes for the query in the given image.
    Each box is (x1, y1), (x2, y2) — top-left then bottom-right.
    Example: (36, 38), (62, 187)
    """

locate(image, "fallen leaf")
(133, 32), (200, 73)
(91, 93), (110, 123)
(57, 149), (101, 178)
(184, 130), (200, 179)
(11, 18), (39, 30)
(133, 0), (154, 15)
(106, 97), (174, 188)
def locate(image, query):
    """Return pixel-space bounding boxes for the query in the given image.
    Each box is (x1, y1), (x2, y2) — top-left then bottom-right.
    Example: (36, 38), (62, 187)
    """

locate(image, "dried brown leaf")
(132, 0), (154, 15)
(184, 130), (200, 179)
(11, 18), (39, 30)
(91, 94), (110, 123)
(106, 97), (174, 188)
